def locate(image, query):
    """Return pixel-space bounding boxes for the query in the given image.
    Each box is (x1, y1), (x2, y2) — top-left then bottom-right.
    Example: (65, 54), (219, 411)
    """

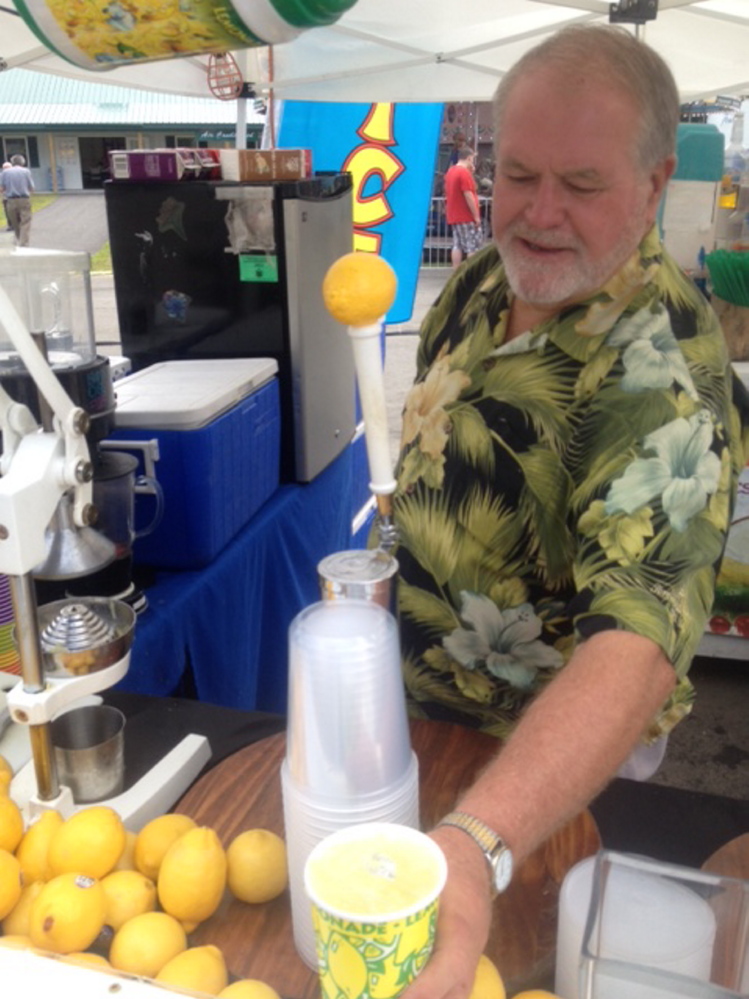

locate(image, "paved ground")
(25, 194), (749, 803)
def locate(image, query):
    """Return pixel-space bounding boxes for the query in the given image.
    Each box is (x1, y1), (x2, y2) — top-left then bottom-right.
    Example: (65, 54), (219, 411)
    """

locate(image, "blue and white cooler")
(108, 358), (280, 570)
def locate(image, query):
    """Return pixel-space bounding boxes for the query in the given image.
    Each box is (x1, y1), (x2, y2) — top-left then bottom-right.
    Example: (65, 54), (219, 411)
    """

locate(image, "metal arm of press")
(0, 283), (99, 804)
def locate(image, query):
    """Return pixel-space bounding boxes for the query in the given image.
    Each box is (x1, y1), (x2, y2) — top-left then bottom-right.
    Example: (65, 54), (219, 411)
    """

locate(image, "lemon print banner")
(312, 901), (438, 999)
(14, 0), (358, 70)
(279, 100), (443, 324)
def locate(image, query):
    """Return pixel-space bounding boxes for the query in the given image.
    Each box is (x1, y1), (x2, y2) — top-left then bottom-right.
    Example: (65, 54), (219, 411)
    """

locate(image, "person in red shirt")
(444, 146), (483, 268)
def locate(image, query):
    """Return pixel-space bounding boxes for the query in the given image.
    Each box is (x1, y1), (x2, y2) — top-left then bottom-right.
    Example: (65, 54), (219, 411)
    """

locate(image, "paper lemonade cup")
(304, 823), (447, 999)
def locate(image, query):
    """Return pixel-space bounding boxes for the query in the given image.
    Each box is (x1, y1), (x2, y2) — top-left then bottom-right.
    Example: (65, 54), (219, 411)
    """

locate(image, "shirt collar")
(482, 225), (664, 360)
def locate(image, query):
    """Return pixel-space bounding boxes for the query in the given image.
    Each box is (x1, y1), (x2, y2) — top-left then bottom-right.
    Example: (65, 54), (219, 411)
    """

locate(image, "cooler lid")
(113, 358), (278, 430)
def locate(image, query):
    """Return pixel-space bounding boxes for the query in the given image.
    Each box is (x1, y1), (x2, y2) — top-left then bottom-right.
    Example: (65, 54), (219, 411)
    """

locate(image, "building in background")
(0, 68), (266, 192)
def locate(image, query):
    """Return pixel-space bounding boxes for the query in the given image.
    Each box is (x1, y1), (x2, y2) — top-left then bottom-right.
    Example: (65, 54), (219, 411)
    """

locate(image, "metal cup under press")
(51, 703), (125, 803)
(318, 549), (398, 611)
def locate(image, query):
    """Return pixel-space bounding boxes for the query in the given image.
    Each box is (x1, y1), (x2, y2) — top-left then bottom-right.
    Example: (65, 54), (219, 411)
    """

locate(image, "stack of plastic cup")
(282, 599), (419, 968)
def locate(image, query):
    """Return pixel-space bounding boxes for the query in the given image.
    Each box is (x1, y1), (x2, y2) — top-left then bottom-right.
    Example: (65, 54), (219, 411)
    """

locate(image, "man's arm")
(462, 188), (481, 225)
(404, 628), (676, 999)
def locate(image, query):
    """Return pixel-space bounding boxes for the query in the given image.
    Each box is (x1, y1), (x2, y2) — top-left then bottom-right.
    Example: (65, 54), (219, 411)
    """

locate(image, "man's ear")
(646, 154), (677, 223)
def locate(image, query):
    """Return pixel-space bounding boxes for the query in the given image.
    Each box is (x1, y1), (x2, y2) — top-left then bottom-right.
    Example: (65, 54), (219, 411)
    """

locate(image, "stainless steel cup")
(318, 549), (398, 610)
(51, 704), (125, 803)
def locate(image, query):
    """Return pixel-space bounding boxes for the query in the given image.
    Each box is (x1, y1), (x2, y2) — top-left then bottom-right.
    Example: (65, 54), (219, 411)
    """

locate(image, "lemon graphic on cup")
(394, 909), (434, 965)
(327, 932), (369, 999)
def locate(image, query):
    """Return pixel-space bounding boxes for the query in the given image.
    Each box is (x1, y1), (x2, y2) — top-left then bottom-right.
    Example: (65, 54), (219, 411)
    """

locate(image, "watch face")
(493, 848), (513, 891)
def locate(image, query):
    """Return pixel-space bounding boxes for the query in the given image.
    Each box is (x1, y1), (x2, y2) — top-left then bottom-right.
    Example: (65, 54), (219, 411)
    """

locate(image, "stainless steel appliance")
(105, 174), (356, 483)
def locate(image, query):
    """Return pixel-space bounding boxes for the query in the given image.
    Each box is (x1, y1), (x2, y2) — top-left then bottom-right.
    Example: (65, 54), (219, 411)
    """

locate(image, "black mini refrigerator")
(105, 174), (356, 483)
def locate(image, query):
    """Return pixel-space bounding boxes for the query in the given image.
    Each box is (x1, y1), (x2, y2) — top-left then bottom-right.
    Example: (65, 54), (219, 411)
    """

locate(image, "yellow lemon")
(2, 879), (44, 935)
(134, 812), (196, 881)
(28, 872), (107, 954)
(109, 910), (187, 978)
(226, 829), (287, 904)
(48, 806), (126, 880)
(100, 869), (157, 930)
(0, 934), (33, 949)
(157, 825), (227, 926)
(510, 993), (560, 999)
(0, 847), (23, 920)
(62, 951), (112, 969)
(0, 794), (24, 853)
(218, 981), (282, 999)
(322, 252), (398, 327)
(0, 754), (12, 795)
(469, 955), (506, 999)
(155, 944), (228, 995)
(113, 829), (138, 872)
(15, 809), (64, 883)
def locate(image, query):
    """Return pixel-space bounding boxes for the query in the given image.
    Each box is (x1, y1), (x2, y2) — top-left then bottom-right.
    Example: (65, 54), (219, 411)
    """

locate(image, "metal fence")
(421, 195), (493, 267)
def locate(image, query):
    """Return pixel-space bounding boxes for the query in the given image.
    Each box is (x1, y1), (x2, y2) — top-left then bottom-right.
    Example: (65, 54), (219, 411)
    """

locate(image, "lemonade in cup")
(304, 823), (447, 999)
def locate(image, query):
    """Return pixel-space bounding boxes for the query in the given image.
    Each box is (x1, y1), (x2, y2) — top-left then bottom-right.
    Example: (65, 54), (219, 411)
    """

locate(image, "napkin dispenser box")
(557, 850), (749, 999)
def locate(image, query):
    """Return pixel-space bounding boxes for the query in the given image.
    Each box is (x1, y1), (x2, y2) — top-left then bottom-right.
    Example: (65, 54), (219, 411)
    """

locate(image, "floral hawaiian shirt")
(393, 226), (747, 741)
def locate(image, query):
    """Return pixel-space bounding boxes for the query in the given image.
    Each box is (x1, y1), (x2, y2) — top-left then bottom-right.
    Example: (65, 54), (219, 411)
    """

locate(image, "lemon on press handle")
(322, 251), (398, 327)
(323, 251), (399, 520)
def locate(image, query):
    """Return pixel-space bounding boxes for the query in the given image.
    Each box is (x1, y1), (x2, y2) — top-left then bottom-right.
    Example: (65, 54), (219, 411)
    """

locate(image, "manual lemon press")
(318, 252), (400, 604)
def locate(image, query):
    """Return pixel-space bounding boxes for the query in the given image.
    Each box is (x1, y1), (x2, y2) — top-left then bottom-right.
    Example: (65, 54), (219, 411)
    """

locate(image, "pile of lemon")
(0, 754), (286, 999)
(0, 754), (558, 999)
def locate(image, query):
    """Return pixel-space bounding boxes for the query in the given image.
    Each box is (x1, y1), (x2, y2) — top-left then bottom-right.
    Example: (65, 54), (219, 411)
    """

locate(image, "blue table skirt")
(116, 446), (356, 714)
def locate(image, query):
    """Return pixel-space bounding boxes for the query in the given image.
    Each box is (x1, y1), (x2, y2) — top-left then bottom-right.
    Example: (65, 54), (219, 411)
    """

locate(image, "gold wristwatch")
(438, 811), (514, 895)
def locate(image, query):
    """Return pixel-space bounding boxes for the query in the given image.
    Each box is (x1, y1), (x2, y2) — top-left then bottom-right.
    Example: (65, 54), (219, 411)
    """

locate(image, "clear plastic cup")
(286, 600), (411, 797)
(281, 760), (420, 968)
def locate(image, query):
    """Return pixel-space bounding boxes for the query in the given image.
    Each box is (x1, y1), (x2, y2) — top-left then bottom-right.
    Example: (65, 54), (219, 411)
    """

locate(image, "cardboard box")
(219, 148), (312, 182)
(108, 149), (203, 182)
(109, 359), (280, 569)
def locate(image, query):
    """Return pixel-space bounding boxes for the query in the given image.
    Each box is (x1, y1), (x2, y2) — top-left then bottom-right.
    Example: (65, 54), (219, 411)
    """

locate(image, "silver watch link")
(438, 810), (514, 895)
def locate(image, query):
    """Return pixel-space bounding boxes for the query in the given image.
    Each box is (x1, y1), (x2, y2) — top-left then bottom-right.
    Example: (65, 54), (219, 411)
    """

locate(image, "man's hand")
(403, 825), (494, 999)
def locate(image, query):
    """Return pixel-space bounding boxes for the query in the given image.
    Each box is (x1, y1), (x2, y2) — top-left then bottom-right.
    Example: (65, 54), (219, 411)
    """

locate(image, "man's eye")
(566, 181), (600, 195)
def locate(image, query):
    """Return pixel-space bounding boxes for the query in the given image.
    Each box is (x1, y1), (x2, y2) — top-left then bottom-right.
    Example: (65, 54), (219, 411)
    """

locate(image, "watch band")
(437, 810), (513, 895)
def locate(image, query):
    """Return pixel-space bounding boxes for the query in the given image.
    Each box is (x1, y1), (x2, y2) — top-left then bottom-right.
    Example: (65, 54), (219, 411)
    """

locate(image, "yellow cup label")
(312, 900), (438, 999)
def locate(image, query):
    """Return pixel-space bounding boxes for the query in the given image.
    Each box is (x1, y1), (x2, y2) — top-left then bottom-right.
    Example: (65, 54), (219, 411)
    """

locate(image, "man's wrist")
(433, 823), (497, 902)
(436, 811), (514, 896)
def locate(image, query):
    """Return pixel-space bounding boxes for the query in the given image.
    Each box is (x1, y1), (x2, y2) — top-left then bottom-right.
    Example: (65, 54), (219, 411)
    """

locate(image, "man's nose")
(523, 177), (565, 228)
